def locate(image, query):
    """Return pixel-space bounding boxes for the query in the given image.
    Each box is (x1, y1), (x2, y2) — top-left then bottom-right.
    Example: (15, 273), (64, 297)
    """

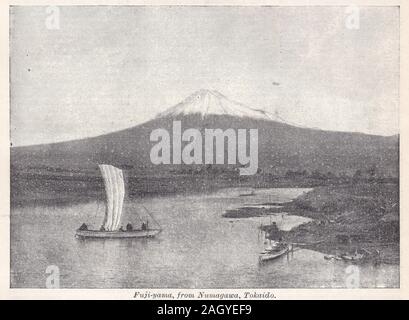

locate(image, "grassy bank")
(280, 182), (399, 264)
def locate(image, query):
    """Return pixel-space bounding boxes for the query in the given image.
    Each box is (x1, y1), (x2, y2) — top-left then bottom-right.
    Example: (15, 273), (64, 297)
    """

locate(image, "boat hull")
(259, 246), (289, 262)
(75, 229), (161, 239)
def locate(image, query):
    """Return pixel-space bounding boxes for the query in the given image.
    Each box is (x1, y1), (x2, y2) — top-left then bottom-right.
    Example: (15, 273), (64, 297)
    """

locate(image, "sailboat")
(75, 164), (162, 239)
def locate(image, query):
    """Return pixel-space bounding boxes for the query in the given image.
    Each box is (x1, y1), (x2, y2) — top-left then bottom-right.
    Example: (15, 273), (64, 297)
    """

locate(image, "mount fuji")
(11, 90), (399, 178)
(156, 89), (273, 121)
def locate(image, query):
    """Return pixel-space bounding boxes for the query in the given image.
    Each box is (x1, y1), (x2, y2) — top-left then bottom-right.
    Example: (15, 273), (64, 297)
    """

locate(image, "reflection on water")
(10, 187), (398, 288)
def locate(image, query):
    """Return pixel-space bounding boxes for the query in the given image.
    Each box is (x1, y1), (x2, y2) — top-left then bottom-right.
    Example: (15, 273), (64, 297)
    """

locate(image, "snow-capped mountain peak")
(156, 89), (272, 121)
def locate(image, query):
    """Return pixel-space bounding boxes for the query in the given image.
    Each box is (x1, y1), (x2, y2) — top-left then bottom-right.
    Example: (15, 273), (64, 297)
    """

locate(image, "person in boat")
(126, 223), (133, 231)
(79, 223), (88, 231)
(141, 222), (146, 230)
(267, 222), (281, 240)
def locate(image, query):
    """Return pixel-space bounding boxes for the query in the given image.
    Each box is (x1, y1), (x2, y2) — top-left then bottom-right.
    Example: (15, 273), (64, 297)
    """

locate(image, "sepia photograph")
(7, 4), (400, 291)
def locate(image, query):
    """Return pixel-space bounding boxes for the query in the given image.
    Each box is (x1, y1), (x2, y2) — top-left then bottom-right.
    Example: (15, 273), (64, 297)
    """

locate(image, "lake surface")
(10, 187), (399, 288)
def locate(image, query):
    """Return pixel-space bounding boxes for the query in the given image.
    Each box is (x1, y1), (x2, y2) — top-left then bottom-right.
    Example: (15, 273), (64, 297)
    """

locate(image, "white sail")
(99, 164), (125, 231)
(112, 168), (125, 230)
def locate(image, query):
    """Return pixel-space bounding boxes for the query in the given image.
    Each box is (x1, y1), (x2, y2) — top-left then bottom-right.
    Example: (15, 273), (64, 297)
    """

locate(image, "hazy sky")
(10, 6), (399, 146)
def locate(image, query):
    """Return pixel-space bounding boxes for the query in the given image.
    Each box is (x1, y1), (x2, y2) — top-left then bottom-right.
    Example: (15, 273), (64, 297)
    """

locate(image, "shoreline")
(222, 182), (399, 265)
(266, 183), (399, 265)
(11, 171), (399, 264)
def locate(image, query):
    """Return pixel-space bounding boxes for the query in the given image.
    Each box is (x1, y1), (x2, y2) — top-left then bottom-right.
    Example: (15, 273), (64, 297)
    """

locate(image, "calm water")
(11, 188), (399, 288)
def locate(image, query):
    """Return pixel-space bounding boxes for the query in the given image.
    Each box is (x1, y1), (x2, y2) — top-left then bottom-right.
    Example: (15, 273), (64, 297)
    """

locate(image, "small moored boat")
(239, 190), (255, 197)
(324, 248), (380, 264)
(259, 241), (290, 262)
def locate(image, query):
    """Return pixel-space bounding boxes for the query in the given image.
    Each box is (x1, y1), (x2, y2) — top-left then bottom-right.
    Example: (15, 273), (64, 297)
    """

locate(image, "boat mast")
(140, 205), (162, 229)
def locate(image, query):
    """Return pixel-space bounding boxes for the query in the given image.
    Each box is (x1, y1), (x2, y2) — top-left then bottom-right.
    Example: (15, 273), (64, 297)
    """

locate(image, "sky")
(10, 6), (399, 146)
